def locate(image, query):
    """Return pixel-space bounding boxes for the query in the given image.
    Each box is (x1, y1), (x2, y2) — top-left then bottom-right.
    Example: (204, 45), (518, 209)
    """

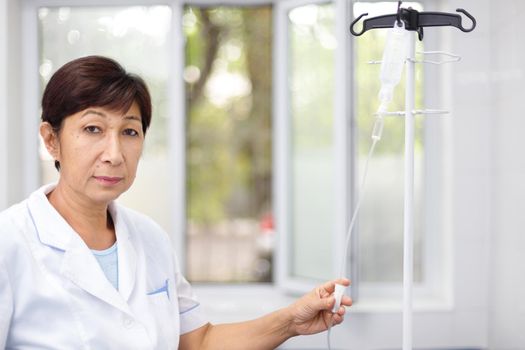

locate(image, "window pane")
(184, 6), (273, 283)
(354, 2), (424, 283)
(38, 6), (172, 231)
(288, 4), (336, 280)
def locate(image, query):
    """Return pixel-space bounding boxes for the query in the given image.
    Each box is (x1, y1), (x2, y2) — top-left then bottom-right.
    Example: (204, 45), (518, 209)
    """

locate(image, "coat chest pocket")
(146, 279), (178, 347)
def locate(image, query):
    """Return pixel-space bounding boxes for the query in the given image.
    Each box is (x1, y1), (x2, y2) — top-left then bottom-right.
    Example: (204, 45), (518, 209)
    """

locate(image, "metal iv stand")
(350, 2), (476, 350)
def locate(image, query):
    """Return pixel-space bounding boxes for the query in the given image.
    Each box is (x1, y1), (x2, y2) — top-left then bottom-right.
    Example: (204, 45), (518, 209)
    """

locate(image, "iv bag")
(379, 21), (410, 107)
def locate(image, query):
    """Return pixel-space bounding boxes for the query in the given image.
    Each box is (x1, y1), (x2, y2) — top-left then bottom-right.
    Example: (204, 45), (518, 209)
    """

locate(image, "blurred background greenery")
(184, 6), (274, 282)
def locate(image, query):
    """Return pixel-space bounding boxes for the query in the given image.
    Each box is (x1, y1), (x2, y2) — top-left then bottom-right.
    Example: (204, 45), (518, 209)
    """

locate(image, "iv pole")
(350, 4), (476, 350)
(403, 32), (415, 350)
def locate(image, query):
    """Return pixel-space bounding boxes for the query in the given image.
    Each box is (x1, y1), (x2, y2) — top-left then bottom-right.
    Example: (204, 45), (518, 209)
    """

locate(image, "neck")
(47, 181), (116, 250)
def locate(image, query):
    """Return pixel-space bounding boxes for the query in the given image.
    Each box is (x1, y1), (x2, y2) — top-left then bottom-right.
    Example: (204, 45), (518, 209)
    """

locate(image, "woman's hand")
(286, 278), (352, 336)
(180, 279), (352, 350)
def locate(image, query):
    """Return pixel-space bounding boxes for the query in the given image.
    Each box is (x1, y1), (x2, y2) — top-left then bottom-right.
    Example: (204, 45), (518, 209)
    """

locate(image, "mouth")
(94, 176), (124, 186)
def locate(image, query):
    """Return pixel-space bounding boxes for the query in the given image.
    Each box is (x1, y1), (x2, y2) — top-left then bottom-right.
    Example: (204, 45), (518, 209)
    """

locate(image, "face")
(41, 102), (144, 205)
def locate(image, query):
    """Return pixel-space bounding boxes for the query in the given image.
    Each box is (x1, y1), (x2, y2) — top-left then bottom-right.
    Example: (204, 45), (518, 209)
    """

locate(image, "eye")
(123, 128), (140, 137)
(84, 125), (101, 134)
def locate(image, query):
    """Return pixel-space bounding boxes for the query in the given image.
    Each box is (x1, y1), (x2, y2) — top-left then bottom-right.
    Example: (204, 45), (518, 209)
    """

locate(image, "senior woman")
(0, 56), (351, 349)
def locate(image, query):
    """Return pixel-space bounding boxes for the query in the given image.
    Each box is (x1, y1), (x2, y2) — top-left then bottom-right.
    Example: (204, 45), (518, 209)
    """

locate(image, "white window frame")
(16, 0), (488, 347)
(273, 0), (353, 295)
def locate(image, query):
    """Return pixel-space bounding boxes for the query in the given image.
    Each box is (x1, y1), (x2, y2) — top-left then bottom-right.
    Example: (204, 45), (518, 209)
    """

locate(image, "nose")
(100, 133), (124, 166)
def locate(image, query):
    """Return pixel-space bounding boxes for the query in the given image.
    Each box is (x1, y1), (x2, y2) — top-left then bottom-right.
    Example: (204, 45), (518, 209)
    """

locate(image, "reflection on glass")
(289, 4), (336, 280)
(184, 6), (273, 283)
(354, 2), (424, 283)
(38, 6), (172, 231)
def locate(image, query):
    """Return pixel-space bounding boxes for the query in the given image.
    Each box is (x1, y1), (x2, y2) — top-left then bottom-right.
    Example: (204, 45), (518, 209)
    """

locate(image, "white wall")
(0, 0), (23, 210)
(446, 0), (492, 346)
(447, 0), (525, 348)
(486, 1), (525, 348)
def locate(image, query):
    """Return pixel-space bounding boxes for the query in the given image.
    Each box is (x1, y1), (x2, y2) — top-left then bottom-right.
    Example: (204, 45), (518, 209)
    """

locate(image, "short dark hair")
(41, 55), (152, 134)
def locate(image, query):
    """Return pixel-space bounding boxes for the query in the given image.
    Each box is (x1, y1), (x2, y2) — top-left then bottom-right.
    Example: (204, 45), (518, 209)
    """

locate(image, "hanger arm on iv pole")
(350, 7), (476, 40)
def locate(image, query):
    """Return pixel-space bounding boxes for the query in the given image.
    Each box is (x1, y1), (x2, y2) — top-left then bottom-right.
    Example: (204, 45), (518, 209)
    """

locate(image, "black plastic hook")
(349, 12), (369, 36)
(396, 1), (402, 26)
(456, 8), (476, 32)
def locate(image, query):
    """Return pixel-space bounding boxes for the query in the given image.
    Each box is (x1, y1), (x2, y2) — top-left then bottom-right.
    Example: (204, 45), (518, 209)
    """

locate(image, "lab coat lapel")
(61, 233), (132, 316)
(28, 185), (134, 315)
(116, 228), (137, 302)
(110, 203), (137, 302)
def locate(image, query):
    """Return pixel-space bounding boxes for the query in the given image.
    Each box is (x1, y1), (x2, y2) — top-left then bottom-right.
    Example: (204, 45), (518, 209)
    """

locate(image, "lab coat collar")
(27, 183), (137, 315)
(27, 182), (75, 251)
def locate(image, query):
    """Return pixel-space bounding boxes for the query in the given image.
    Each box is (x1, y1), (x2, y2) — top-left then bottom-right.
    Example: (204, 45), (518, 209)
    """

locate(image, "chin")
(90, 185), (130, 204)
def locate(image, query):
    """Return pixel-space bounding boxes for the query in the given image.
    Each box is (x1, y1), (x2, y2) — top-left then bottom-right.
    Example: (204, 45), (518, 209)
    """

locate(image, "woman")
(0, 56), (351, 349)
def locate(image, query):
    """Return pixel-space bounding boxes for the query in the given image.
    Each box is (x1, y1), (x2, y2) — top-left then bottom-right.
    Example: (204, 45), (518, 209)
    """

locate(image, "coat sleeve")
(0, 259), (13, 348)
(172, 253), (208, 335)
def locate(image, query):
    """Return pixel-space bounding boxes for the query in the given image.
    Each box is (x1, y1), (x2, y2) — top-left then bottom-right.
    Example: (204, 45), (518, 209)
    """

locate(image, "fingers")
(330, 312), (344, 326)
(341, 295), (353, 307)
(316, 286), (331, 299)
(326, 307), (346, 326)
(335, 278), (351, 287)
(329, 296), (351, 314)
(320, 278), (351, 294)
(319, 294), (350, 310)
(315, 279), (352, 310)
(311, 279), (352, 316)
(308, 291), (337, 312)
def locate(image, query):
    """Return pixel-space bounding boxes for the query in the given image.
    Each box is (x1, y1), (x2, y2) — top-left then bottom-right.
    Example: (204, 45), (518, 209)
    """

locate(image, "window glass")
(354, 2), (425, 283)
(288, 4), (336, 280)
(38, 6), (172, 231)
(184, 6), (273, 283)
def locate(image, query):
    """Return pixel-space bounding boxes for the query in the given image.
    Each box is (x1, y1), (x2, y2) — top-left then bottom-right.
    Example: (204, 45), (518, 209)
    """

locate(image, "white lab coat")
(0, 183), (208, 349)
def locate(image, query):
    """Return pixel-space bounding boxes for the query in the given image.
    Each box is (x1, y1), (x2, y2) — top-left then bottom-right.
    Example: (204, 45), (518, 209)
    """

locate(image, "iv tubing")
(327, 112), (384, 350)
(338, 135), (380, 278)
(327, 131), (380, 350)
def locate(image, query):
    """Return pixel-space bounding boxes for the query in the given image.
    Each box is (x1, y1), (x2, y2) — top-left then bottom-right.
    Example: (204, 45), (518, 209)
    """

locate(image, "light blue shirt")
(91, 242), (119, 290)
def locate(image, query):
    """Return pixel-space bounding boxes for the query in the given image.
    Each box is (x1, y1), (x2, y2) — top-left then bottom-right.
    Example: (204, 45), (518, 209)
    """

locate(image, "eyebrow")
(81, 109), (141, 122)
(124, 115), (142, 122)
(81, 109), (106, 118)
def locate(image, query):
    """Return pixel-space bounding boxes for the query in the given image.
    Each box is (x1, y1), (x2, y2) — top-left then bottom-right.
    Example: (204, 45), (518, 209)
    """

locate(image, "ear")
(40, 122), (61, 161)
